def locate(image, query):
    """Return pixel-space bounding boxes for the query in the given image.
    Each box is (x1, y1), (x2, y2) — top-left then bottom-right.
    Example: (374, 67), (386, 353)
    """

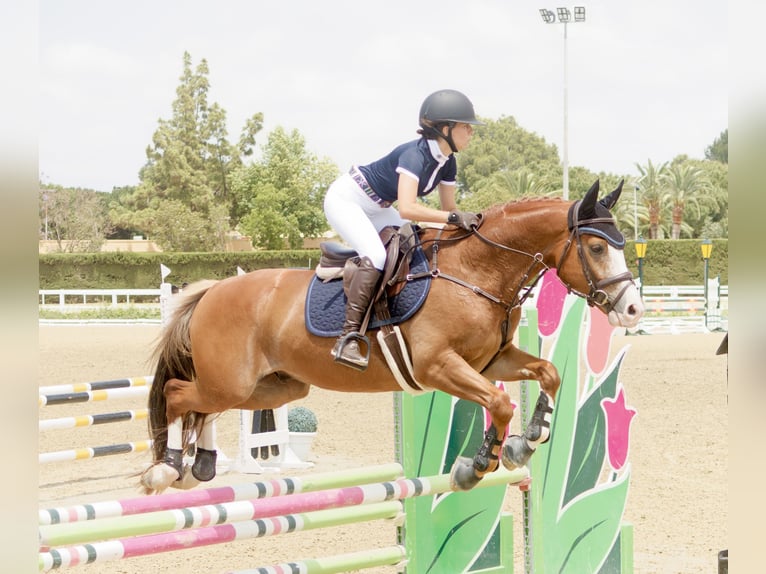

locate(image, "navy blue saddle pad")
(305, 246), (431, 337)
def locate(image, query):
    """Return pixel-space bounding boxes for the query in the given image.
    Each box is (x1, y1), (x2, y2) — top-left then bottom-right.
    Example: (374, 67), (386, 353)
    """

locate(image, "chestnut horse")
(140, 179), (644, 495)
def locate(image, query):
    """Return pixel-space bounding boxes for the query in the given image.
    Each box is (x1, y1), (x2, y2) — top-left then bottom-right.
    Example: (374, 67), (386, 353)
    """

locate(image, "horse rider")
(323, 89), (483, 370)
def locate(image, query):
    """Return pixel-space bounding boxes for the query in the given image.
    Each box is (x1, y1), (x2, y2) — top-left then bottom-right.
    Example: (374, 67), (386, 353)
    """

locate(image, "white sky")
(39, 0), (727, 193)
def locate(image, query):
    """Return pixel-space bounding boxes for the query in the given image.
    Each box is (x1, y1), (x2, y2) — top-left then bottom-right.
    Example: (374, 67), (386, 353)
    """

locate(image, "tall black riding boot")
(331, 256), (382, 370)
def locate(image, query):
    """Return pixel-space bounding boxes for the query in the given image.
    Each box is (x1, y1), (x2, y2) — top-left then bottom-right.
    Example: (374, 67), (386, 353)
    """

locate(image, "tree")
(40, 186), (112, 252)
(567, 166), (605, 200)
(705, 129), (728, 164)
(586, 173), (643, 240)
(661, 160), (713, 239)
(635, 159), (671, 239)
(461, 169), (555, 212)
(110, 52), (264, 251)
(104, 185), (143, 239)
(672, 158), (728, 239)
(233, 126), (338, 249)
(457, 116), (562, 199)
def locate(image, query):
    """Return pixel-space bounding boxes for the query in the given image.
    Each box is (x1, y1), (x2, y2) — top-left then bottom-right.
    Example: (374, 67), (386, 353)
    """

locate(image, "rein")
(404, 229), (546, 311)
(402, 225), (550, 353)
(398, 206), (634, 352)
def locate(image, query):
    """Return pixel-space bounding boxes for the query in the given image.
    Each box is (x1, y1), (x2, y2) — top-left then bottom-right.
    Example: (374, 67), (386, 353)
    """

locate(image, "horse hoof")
(449, 456), (482, 491)
(139, 462), (181, 495)
(191, 448), (217, 482)
(501, 435), (534, 470)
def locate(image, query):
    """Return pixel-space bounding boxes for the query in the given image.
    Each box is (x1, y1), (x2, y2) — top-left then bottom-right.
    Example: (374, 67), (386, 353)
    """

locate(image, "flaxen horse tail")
(147, 280), (218, 468)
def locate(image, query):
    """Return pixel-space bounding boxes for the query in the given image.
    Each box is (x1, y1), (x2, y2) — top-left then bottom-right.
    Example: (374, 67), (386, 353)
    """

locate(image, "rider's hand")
(447, 210), (480, 231)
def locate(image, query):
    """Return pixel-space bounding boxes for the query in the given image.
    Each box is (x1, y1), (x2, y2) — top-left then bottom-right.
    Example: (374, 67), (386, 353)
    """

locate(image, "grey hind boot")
(331, 256), (382, 370)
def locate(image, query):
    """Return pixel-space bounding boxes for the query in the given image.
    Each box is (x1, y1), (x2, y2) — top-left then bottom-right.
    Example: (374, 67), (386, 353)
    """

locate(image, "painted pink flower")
(536, 269), (616, 374)
(600, 386), (637, 471)
(585, 306), (616, 375)
(536, 269), (568, 337)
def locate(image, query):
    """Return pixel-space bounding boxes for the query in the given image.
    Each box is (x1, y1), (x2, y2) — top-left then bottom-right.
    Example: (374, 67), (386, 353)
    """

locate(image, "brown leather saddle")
(315, 222), (421, 299)
(314, 223), (427, 392)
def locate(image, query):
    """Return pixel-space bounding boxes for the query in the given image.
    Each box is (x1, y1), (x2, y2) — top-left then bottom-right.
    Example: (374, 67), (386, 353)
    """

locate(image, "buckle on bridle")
(589, 289), (610, 308)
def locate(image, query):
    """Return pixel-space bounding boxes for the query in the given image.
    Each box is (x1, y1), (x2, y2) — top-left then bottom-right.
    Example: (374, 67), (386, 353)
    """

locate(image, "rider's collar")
(427, 139), (450, 165)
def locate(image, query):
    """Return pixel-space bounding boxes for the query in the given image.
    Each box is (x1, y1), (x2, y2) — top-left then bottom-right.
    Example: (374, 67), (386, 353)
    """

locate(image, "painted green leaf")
(420, 484), (506, 573)
(541, 298), (584, 509)
(444, 398), (484, 475)
(412, 391), (453, 476)
(547, 467), (631, 573)
(564, 351), (626, 505)
(404, 389), (508, 573)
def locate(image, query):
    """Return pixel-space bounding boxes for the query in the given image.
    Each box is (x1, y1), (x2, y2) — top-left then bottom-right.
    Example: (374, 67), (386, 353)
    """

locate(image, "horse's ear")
(599, 179), (624, 210)
(579, 179), (599, 217)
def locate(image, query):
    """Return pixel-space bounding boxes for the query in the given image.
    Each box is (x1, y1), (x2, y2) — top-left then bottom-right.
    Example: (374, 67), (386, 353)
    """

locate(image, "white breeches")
(323, 172), (406, 270)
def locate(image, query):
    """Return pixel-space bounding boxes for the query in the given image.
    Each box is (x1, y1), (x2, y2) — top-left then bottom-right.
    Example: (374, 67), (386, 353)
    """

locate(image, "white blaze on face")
(603, 245), (644, 328)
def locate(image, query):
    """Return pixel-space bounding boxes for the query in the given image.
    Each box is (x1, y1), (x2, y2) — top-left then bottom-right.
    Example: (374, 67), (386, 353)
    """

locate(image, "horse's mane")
(481, 196), (568, 220)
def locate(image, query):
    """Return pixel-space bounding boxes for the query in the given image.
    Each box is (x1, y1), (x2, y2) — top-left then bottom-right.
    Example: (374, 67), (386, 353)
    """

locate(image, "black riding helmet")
(418, 89), (483, 153)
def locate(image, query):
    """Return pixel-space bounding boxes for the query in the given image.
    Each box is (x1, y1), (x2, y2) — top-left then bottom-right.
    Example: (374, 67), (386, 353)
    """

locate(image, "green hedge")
(38, 240), (727, 289)
(39, 250), (321, 289)
(624, 239), (727, 285)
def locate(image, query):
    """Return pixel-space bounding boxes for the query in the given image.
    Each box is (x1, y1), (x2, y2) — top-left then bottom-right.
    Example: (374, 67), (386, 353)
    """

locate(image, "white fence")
(39, 289), (162, 324)
(39, 283), (728, 334)
(39, 288), (161, 308)
(633, 280), (728, 334)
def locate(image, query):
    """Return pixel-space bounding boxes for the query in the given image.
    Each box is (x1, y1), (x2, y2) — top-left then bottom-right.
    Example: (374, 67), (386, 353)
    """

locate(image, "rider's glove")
(447, 210), (480, 231)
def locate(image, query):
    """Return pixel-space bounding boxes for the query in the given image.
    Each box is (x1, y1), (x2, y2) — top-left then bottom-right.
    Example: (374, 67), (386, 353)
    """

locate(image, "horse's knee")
(539, 362), (561, 399)
(487, 390), (515, 429)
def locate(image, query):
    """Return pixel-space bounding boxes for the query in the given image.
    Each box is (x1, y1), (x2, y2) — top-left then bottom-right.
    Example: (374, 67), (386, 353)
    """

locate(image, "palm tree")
(635, 159), (669, 239)
(611, 178), (650, 240)
(461, 169), (553, 211)
(500, 170), (553, 198)
(660, 163), (713, 239)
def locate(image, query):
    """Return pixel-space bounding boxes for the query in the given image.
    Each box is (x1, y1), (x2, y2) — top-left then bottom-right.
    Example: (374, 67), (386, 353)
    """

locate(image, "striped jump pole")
(39, 409), (148, 432)
(225, 545), (407, 574)
(39, 463), (404, 525)
(39, 501), (403, 571)
(39, 376), (153, 396)
(39, 466), (529, 547)
(39, 441), (153, 465)
(39, 386), (148, 407)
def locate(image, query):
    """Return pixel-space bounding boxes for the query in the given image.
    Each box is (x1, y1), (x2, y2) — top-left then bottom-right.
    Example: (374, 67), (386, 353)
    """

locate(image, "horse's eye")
(590, 243), (605, 256)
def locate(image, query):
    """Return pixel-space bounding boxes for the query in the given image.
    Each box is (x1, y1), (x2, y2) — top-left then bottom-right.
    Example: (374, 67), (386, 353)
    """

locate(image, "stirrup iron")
(333, 331), (371, 371)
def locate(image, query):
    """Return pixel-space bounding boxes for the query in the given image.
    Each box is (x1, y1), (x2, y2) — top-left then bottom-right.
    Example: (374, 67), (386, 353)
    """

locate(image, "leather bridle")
(400, 209), (635, 365)
(413, 206), (635, 317)
(555, 220), (635, 314)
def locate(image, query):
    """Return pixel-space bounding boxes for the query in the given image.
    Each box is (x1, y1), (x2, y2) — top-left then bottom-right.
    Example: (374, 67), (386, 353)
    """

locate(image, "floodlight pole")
(633, 184), (640, 240)
(539, 7), (586, 201)
(562, 20), (570, 200)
